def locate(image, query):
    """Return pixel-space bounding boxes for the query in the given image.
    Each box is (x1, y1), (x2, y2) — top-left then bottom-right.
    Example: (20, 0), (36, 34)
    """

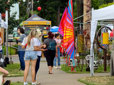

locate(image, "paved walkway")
(5, 56), (110, 85)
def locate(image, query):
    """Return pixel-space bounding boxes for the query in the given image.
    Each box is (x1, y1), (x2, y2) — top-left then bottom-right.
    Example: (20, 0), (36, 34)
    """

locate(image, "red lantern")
(110, 31), (113, 38)
(37, 6), (42, 11)
(46, 27), (49, 30)
(2, 13), (5, 19)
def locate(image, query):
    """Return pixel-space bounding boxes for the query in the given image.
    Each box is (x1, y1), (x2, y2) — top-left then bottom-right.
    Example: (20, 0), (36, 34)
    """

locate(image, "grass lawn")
(4, 63), (24, 77)
(3, 46), (17, 55)
(61, 64), (110, 73)
(79, 76), (114, 85)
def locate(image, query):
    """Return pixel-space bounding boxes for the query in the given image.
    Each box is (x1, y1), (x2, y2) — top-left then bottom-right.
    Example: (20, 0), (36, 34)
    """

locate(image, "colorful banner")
(59, 0), (75, 65)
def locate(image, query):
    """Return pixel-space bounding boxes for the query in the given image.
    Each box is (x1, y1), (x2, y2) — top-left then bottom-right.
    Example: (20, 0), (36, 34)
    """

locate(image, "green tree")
(99, 2), (114, 8)
(33, 0), (68, 26)
(0, 0), (29, 34)
(92, 0), (114, 9)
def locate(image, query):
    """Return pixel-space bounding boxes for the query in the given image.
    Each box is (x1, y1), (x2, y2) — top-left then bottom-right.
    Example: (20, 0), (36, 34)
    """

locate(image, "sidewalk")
(5, 56), (110, 85)
(6, 61), (110, 85)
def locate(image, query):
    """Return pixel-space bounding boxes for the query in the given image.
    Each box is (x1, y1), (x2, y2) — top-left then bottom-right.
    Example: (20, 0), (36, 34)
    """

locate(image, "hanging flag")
(59, 8), (68, 36)
(65, 0), (74, 60)
(59, 0), (75, 62)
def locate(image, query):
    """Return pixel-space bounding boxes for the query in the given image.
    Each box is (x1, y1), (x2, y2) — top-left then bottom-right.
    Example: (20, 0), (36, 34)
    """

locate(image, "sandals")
(48, 71), (53, 74)
(36, 82), (41, 85)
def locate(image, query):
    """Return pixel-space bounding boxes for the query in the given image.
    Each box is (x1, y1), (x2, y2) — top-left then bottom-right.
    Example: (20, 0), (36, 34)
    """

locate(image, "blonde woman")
(34, 29), (45, 84)
(22, 29), (39, 85)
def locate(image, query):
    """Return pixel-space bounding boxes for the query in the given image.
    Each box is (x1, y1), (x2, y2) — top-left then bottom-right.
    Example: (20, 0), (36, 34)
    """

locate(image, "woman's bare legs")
(0, 67), (9, 75)
(24, 60), (30, 82)
(31, 59), (37, 82)
(0, 67), (9, 84)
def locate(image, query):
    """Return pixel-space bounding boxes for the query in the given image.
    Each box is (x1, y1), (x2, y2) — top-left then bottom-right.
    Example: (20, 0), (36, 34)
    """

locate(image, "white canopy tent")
(90, 5), (114, 76)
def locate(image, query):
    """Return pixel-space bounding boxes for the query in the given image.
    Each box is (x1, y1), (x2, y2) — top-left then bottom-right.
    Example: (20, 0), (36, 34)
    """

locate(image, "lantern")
(46, 27), (49, 30)
(110, 32), (113, 38)
(37, 6), (42, 11)
(2, 13), (5, 19)
(110, 30), (114, 38)
(103, 32), (109, 44)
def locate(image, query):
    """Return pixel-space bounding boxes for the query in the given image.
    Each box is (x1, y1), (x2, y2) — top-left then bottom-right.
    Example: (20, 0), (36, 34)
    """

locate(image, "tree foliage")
(99, 2), (114, 8)
(33, 0), (68, 26)
(1, 0), (114, 33)
(92, 0), (114, 9)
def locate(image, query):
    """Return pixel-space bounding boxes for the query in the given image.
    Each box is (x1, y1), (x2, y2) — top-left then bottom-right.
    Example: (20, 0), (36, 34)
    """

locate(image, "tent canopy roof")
(91, 4), (114, 45)
(23, 14), (51, 26)
(92, 5), (114, 21)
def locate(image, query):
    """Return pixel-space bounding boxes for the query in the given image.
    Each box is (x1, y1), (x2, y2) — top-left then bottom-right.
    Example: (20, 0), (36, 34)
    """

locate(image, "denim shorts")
(24, 51), (37, 60)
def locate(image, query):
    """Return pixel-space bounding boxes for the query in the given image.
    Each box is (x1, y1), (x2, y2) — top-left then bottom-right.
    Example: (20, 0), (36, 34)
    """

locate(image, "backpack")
(48, 40), (56, 50)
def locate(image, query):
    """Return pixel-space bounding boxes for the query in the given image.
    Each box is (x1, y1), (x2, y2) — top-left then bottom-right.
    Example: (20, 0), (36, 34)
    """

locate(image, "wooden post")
(104, 49), (107, 71)
(111, 50), (114, 76)
(83, 0), (91, 49)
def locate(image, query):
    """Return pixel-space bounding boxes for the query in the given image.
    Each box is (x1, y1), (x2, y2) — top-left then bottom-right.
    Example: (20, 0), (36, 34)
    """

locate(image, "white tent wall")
(90, 5), (114, 76)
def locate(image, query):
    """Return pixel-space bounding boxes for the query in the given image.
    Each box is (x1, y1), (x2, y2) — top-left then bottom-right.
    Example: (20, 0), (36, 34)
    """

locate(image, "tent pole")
(5, 10), (9, 59)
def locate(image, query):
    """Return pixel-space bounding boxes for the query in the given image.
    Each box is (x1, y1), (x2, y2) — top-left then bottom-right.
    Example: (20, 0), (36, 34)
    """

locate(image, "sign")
(10, 3), (19, 20)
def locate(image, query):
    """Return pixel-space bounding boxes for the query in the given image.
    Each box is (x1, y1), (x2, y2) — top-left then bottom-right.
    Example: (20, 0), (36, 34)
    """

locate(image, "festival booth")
(22, 14), (51, 41)
(50, 26), (59, 33)
(90, 5), (114, 76)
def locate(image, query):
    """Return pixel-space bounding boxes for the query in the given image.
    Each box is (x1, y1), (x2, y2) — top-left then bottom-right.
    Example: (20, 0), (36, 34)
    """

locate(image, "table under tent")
(21, 14), (51, 42)
(90, 5), (114, 76)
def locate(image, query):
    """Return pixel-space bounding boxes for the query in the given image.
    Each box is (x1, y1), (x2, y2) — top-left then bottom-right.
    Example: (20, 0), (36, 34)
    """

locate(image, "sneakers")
(54, 66), (61, 69)
(24, 82), (28, 85)
(24, 82), (40, 85)
(32, 82), (37, 85)
(54, 66), (57, 69)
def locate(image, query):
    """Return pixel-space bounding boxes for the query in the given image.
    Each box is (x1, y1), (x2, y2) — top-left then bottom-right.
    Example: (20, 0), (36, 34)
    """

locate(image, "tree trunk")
(83, 0), (91, 49)
(77, 0), (83, 33)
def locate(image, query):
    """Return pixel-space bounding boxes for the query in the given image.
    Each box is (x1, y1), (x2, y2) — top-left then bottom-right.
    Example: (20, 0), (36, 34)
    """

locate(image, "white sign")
(10, 3), (19, 20)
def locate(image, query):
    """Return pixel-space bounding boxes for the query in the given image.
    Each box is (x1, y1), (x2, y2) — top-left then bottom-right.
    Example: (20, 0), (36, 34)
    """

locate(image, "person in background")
(53, 34), (61, 69)
(15, 27), (26, 71)
(0, 32), (2, 55)
(44, 32), (57, 74)
(22, 29), (44, 85)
